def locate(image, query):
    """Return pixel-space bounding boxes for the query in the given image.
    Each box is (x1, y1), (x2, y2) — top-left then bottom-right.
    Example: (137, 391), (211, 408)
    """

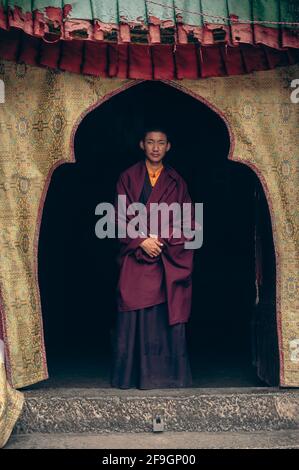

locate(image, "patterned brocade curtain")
(251, 183), (280, 386)
(0, 336), (24, 448)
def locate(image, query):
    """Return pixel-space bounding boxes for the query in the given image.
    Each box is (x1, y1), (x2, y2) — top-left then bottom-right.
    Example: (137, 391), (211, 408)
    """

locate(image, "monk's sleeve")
(161, 183), (198, 249)
(158, 183), (200, 285)
(113, 175), (145, 257)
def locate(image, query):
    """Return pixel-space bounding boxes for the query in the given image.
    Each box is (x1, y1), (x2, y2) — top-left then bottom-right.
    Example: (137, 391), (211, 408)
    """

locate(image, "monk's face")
(140, 131), (171, 164)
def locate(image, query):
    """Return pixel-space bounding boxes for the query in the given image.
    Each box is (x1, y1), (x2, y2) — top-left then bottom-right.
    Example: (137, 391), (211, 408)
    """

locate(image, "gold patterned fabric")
(0, 340), (24, 448)
(0, 60), (298, 388)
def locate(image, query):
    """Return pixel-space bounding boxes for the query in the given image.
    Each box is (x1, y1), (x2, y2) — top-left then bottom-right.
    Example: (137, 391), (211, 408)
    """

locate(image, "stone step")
(14, 387), (299, 435)
(6, 430), (299, 449)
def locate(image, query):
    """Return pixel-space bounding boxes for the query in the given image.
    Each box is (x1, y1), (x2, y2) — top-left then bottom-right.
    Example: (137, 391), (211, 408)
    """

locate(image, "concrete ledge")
(14, 388), (299, 434)
(6, 430), (299, 449)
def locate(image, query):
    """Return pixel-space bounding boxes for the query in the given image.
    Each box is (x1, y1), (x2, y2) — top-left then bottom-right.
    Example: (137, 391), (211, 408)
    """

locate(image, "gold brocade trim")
(0, 364), (24, 448)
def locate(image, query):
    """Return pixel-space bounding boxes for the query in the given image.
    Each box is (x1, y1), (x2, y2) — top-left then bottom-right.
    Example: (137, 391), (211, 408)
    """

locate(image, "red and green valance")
(0, 0), (299, 79)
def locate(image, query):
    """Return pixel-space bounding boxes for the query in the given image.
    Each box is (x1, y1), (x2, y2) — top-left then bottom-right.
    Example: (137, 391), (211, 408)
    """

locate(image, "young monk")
(110, 127), (196, 389)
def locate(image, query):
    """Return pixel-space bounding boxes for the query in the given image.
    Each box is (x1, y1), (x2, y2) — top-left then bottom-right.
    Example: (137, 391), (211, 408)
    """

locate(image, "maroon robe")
(114, 159), (196, 325)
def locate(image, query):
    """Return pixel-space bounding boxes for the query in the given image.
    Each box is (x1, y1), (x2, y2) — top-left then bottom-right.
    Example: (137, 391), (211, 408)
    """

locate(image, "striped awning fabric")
(0, 0), (298, 48)
(0, 1), (298, 79)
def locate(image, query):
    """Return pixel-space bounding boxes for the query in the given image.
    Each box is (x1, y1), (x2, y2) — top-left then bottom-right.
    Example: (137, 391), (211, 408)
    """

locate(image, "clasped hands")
(140, 234), (164, 258)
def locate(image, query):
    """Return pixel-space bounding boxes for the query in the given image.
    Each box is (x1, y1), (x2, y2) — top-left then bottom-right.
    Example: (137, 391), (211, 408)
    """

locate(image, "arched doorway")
(37, 81), (279, 388)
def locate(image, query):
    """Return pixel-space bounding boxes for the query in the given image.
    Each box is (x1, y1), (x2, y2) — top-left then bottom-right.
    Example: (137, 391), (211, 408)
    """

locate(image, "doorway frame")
(65, 79), (282, 384)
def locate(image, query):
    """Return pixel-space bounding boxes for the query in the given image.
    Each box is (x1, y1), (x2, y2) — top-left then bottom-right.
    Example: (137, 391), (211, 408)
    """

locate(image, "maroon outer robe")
(114, 159), (197, 326)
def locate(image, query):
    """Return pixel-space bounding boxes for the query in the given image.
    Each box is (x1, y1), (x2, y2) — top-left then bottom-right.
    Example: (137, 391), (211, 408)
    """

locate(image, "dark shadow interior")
(35, 81), (279, 389)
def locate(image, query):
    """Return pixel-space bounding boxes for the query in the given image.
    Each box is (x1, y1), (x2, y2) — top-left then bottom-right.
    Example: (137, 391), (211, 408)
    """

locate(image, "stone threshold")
(14, 387), (299, 434)
(6, 429), (299, 449)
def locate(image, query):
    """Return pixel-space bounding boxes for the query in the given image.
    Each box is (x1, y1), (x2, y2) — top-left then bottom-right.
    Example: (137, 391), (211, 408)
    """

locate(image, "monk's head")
(140, 127), (171, 164)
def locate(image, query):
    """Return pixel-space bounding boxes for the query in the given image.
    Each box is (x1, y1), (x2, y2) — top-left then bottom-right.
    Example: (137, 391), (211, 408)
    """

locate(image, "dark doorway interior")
(36, 81), (278, 388)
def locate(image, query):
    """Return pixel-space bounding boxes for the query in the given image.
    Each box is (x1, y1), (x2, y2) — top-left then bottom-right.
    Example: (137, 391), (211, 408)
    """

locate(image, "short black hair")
(141, 126), (170, 142)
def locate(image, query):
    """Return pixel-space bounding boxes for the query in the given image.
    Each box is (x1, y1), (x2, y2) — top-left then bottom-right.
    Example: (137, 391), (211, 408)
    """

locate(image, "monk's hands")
(140, 236), (163, 258)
